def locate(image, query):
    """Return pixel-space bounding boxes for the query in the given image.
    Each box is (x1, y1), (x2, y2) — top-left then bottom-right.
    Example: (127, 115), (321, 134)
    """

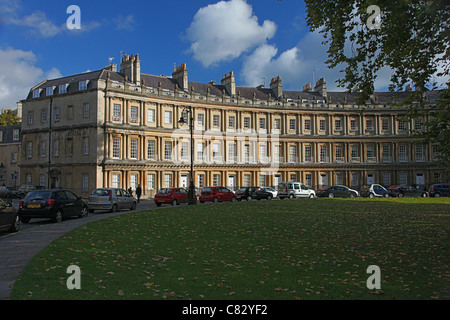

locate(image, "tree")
(304, 0), (450, 175)
(0, 109), (21, 126)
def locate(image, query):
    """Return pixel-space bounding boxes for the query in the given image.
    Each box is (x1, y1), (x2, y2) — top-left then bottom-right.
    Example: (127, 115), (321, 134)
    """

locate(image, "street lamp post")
(178, 106), (197, 205)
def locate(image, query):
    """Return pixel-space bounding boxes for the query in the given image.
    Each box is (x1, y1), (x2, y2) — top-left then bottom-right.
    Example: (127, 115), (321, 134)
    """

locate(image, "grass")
(11, 197), (450, 300)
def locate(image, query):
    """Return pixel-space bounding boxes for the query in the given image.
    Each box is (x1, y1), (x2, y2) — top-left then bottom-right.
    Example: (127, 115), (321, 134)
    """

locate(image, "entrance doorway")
(228, 175), (235, 190)
(180, 175), (188, 188)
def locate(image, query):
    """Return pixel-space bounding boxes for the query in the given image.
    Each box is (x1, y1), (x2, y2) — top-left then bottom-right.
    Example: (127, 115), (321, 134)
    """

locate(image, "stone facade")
(19, 54), (444, 198)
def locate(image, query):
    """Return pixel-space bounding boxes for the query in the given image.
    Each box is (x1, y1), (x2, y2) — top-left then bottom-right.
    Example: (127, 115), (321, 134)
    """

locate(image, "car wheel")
(8, 216), (20, 233)
(246, 196), (251, 201)
(384, 194), (389, 198)
(369, 193), (374, 198)
(20, 217), (30, 224)
(130, 202), (137, 210)
(156, 203), (162, 207)
(79, 207), (88, 218)
(267, 195), (272, 200)
(213, 197), (219, 203)
(349, 193), (356, 198)
(399, 193), (404, 198)
(172, 199), (178, 206)
(309, 194), (315, 198)
(111, 204), (118, 213)
(328, 193), (334, 198)
(435, 193), (441, 198)
(289, 194), (294, 200)
(231, 197), (237, 202)
(200, 200), (205, 203)
(422, 193), (427, 198)
(53, 210), (63, 223)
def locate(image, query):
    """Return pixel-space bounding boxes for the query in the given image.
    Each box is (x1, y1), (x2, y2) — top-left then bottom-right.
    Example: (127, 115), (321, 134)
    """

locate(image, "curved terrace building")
(19, 54), (444, 198)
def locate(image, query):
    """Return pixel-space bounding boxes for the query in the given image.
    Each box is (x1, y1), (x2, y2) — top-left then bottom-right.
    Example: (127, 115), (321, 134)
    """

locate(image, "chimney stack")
(120, 54), (141, 85)
(221, 71), (236, 96)
(314, 78), (327, 97)
(172, 63), (188, 91)
(270, 75), (283, 99)
(303, 83), (312, 92)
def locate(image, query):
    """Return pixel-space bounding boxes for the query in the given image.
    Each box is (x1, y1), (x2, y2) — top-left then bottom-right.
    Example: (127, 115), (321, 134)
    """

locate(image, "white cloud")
(241, 29), (397, 93)
(0, 47), (61, 108)
(8, 11), (62, 38)
(186, 0), (276, 67)
(114, 14), (135, 31)
(0, 1), (100, 37)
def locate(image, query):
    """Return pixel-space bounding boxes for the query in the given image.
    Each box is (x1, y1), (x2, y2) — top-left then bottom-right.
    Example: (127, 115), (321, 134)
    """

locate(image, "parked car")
(316, 185), (359, 198)
(360, 184), (389, 198)
(16, 185), (44, 199)
(277, 182), (316, 199)
(199, 187), (236, 203)
(154, 188), (189, 206)
(19, 189), (88, 223)
(428, 183), (450, 197)
(388, 185), (428, 198)
(261, 187), (277, 199)
(88, 188), (137, 213)
(0, 198), (20, 233)
(236, 186), (274, 201)
(0, 186), (14, 199)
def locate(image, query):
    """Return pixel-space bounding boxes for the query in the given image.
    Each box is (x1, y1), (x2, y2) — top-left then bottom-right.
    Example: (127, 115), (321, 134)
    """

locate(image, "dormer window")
(46, 87), (54, 96)
(59, 84), (67, 94)
(32, 89), (41, 98)
(79, 80), (88, 90)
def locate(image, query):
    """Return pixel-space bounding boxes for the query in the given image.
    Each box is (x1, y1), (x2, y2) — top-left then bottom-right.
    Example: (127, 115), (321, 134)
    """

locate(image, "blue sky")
(1, 0), (442, 109)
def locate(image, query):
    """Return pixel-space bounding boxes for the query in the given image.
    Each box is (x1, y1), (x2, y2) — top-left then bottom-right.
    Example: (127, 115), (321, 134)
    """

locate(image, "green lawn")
(11, 198), (450, 300)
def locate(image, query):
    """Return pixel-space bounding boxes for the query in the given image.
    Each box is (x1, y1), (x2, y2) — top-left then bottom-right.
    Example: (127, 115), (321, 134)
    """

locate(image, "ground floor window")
(130, 174), (138, 190)
(112, 174), (120, 188)
(147, 174), (155, 190)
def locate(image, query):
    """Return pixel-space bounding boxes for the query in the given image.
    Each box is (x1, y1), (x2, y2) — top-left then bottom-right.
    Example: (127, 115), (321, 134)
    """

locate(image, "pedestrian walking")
(136, 184), (142, 203)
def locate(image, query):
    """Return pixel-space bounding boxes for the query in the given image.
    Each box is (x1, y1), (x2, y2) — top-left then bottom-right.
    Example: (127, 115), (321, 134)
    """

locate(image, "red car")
(199, 186), (237, 203)
(154, 188), (189, 206)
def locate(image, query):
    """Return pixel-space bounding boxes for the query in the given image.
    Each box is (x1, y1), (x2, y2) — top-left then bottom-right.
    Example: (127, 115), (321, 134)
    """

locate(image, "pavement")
(0, 199), (157, 300)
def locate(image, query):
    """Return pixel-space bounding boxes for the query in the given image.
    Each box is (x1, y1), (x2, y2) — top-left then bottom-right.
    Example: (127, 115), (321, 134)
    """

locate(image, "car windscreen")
(157, 189), (171, 194)
(26, 191), (52, 200)
(92, 189), (111, 196)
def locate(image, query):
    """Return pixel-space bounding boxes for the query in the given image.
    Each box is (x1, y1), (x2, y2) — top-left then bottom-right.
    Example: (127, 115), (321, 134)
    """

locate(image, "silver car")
(87, 188), (137, 213)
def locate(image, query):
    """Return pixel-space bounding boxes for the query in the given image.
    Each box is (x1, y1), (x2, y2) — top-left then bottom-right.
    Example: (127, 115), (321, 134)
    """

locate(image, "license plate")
(28, 204), (40, 208)
(158, 200), (165, 203)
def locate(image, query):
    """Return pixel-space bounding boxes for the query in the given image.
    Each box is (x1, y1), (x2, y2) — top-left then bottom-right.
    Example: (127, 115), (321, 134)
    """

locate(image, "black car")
(0, 198), (19, 233)
(235, 186), (274, 201)
(316, 185), (359, 198)
(428, 183), (450, 197)
(388, 185), (428, 198)
(19, 189), (88, 223)
(0, 186), (14, 200)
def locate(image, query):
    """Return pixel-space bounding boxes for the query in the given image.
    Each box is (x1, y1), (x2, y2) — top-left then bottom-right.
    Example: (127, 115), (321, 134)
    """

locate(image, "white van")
(277, 182), (316, 199)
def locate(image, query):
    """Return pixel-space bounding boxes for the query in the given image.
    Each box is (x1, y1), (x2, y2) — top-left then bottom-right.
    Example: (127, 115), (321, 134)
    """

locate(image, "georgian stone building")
(19, 53), (444, 198)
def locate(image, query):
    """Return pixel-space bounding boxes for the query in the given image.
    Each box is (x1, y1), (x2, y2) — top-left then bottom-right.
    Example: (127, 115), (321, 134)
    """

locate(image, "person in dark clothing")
(128, 187), (133, 196)
(136, 185), (142, 203)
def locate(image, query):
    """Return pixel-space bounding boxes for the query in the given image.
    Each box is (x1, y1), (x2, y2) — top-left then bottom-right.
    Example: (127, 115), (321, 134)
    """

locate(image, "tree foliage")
(304, 0), (450, 173)
(0, 109), (21, 126)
